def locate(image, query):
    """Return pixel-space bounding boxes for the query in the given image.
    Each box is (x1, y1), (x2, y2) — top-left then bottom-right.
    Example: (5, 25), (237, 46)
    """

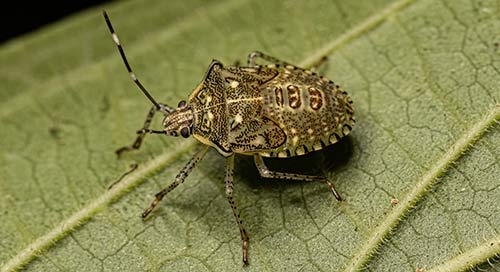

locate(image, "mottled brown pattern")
(258, 65), (355, 158)
(189, 62), (231, 155)
(274, 86), (283, 107)
(187, 59), (355, 158)
(287, 84), (302, 109)
(308, 87), (323, 110)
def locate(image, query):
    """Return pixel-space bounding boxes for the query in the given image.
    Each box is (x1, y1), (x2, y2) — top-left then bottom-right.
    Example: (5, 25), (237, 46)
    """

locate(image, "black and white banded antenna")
(103, 10), (173, 113)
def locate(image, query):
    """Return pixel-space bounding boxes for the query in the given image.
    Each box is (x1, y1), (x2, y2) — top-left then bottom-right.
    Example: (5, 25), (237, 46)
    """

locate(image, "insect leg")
(224, 155), (250, 265)
(310, 56), (328, 72)
(247, 51), (293, 67)
(253, 154), (342, 201)
(115, 103), (170, 156)
(108, 163), (138, 189)
(248, 51), (329, 73)
(142, 146), (210, 218)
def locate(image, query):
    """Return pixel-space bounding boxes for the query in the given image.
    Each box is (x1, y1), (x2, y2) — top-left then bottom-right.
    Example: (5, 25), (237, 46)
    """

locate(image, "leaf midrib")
(0, 141), (196, 272)
(343, 104), (500, 272)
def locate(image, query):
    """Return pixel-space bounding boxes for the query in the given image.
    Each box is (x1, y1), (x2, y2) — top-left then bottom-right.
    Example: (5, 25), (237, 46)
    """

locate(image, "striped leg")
(116, 104), (166, 156)
(247, 51), (293, 67)
(254, 154), (342, 200)
(142, 146), (210, 218)
(310, 56), (328, 72)
(108, 163), (138, 189)
(247, 51), (327, 72)
(225, 155), (250, 265)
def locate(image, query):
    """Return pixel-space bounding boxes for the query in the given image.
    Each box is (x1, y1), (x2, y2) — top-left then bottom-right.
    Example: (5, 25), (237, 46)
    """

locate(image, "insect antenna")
(103, 10), (164, 111)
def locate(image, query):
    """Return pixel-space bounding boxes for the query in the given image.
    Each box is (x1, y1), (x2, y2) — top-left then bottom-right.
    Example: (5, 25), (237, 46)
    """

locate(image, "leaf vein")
(0, 141), (196, 272)
(428, 235), (500, 272)
(343, 104), (500, 271)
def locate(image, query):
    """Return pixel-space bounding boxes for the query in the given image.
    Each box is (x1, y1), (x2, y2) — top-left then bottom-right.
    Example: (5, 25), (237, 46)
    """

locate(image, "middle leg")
(254, 154), (342, 200)
(224, 155), (250, 265)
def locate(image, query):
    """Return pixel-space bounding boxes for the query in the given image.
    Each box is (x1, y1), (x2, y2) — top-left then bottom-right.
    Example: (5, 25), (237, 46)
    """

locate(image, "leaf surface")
(1, 0), (499, 271)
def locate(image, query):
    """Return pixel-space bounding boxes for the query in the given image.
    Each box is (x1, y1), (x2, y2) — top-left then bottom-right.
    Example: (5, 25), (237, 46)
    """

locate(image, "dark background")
(1, 1), (111, 44)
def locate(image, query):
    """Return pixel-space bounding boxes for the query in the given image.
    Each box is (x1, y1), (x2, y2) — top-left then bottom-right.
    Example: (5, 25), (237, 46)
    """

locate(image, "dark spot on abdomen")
(308, 87), (323, 110)
(287, 84), (301, 109)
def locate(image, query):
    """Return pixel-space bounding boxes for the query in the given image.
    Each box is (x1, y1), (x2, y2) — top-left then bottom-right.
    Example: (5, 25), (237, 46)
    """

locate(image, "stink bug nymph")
(103, 11), (355, 265)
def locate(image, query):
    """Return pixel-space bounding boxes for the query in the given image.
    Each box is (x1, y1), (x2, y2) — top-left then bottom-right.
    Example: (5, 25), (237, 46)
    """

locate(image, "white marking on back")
(230, 81), (240, 88)
(235, 113), (243, 123)
(255, 136), (265, 145)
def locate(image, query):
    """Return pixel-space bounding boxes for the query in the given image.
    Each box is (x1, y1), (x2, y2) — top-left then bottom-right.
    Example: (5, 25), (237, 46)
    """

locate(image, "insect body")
(190, 59), (354, 159)
(103, 11), (354, 265)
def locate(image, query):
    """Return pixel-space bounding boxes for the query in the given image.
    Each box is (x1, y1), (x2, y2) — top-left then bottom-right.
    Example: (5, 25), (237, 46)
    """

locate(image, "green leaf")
(1, 0), (499, 271)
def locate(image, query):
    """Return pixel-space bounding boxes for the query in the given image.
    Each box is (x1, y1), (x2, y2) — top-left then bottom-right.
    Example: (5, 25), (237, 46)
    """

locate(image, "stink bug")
(103, 10), (355, 265)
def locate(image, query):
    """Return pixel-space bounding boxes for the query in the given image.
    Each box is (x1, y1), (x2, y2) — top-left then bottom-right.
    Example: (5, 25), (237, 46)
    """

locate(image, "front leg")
(224, 155), (250, 265)
(142, 146), (209, 218)
(116, 103), (174, 156)
(254, 154), (342, 200)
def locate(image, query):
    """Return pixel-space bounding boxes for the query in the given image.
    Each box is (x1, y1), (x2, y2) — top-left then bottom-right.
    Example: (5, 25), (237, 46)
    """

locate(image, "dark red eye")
(180, 127), (190, 138)
(178, 100), (186, 108)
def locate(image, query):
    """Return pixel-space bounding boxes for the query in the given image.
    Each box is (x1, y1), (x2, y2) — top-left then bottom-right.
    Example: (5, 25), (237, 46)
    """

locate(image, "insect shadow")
(234, 135), (355, 193)
(159, 136), (354, 218)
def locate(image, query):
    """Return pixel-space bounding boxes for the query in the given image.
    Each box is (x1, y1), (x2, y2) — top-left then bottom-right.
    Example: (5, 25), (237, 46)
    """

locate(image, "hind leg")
(247, 51), (293, 67)
(254, 154), (342, 200)
(247, 51), (328, 72)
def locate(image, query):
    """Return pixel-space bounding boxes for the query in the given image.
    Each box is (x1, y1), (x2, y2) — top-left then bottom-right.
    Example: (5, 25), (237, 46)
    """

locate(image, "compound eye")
(180, 127), (190, 138)
(178, 100), (187, 108)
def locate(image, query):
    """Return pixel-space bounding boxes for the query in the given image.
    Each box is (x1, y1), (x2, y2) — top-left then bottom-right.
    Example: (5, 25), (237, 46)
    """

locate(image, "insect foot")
(104, 10), (354, 265)
(107, 163), (138, 189)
